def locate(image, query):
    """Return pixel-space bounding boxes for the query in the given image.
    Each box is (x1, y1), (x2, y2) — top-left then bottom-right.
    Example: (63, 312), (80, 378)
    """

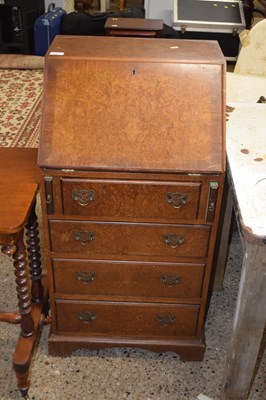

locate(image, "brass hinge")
(180, 24), (187, 34)
(44, 176), (54, 215)
(206, 181), (219, 222)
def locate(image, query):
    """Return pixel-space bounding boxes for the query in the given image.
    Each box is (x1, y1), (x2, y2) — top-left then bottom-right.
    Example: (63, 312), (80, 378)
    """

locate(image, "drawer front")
(50, 221), (210, 258)
(53, 259), (205, 299)
(61, 178), (201, 220)
(56, 301), (199, 338)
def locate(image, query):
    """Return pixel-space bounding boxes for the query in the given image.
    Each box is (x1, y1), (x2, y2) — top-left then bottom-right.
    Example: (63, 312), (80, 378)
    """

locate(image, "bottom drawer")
(55, 301), (199, 339)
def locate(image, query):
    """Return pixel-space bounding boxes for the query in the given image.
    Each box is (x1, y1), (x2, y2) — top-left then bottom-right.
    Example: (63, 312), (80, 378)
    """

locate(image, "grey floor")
(0, 205), (265, 399)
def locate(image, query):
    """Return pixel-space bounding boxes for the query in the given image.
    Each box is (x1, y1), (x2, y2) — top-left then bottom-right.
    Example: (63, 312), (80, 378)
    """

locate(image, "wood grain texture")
(38, 37), (226, 173)
(0, 183), (38, 234)
(104, 17), (163, 31)
(55, 300), (199, 338)
(0, 148), (39, 184)
(61, 178), (201, 219)
(39, 38), (225, 359)
(53, 259), (205, 299)
(49, 220), (210, 258)
(0, 148), (39, 234)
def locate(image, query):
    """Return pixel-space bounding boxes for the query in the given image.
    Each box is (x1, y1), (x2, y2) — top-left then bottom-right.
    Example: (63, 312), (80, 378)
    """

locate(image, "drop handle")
(76, 271), (96, 283)
(157, 314), (176, 326)
(77, 311), (96, 323)
(160, 275), (180, 287)
(163, 234), (185, 249)
(72, 189), (96, 206)
(73, 231), (95, 246)
(166, 192), (188, 209)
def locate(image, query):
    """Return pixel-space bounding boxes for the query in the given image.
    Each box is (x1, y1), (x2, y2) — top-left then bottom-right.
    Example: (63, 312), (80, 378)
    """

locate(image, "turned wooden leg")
(15, 370), (31, 398)
(25, 200), (44, 304)
(13, 231), (34, 338)
(10, 230), (34, 397)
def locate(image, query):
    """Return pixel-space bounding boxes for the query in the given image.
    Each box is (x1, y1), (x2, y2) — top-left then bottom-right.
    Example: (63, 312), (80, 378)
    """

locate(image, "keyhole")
(132, 68), (136, 76)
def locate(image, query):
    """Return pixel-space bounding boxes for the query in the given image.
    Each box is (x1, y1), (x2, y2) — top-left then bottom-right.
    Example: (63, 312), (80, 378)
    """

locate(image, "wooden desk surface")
(105, 17), (164, 31)
(0, 147), (39, 184)
(0, 148), (39, 234)
(0, 182), (38, 234)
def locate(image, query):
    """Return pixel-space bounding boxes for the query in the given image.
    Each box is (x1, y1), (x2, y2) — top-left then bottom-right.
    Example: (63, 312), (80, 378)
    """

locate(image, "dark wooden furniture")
(0, 148), (48, 398)
(38, 36), (226, 360)
(105, 17), (163, 37)
(244, 0), (255, 29)
(0, 0), (44, 55)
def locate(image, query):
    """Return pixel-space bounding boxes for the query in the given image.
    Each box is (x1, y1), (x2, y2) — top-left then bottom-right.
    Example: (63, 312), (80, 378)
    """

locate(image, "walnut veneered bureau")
(38, 36), (226, 360)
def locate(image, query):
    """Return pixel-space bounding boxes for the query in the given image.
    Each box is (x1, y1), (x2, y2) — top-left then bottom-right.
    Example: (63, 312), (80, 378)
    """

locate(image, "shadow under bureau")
(38, 36), (226, 361)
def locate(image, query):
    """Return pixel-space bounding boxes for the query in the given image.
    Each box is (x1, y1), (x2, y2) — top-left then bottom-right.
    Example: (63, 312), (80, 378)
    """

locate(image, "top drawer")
(61, 179), (201, 220)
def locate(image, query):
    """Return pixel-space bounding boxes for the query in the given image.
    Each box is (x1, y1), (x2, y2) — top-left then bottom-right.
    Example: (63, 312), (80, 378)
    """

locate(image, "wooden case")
(38, 36), (226, 360)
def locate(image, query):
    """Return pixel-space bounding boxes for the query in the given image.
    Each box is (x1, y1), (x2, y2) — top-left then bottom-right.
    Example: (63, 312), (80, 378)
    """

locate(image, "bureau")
(38, 36), (226, 360)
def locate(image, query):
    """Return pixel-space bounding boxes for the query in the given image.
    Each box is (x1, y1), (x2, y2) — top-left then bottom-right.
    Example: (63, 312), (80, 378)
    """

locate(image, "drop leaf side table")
(0, 148), (48, 398)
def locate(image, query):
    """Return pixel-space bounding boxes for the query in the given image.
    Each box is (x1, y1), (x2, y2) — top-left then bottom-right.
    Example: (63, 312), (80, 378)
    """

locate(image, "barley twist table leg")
(13, 230), (34, 338)
(25, 200), (44, 304)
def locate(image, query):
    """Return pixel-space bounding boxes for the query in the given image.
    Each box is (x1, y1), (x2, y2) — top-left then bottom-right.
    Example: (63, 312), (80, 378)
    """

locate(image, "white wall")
(144, 0), (174, 26)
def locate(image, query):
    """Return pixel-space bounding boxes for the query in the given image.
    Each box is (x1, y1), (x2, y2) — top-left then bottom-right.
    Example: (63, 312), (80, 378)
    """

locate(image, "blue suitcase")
(34, 3), (66, 56)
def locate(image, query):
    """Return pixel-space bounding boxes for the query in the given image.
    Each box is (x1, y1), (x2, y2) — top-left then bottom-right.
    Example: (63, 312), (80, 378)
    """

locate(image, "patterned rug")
(0, 69), (43, 148)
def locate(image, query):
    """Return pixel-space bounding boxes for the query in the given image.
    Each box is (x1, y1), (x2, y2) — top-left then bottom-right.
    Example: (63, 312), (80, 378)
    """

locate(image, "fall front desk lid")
(38, 36), (226, 174)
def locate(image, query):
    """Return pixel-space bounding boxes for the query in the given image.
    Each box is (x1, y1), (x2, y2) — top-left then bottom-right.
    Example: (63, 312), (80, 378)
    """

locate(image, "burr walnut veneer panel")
(39, 36), (225, 174)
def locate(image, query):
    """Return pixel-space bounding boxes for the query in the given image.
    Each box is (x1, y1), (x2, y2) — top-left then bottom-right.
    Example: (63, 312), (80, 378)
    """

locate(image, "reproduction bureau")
(38, 36), (226, 360)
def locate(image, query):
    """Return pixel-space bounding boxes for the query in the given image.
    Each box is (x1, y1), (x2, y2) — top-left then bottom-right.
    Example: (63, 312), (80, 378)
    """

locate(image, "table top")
(226, 73), (266, 239)
(0, 148), (39, 235)
(0, 148), (39, 183)
(104, 17), (164, 31)
(0, 182), (38, 235)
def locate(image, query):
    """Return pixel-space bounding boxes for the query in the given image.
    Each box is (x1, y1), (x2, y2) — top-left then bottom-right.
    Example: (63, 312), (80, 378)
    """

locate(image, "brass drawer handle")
(157, 314), (176, 326)
(76, 271), (96, 283)
(73, 231), (95, 245)
(72, 189), (96, 206)
(166, 192), (188, 209)
(163, 234), (185, 249)
(77, 311), (97, 323)
(160, 275), (180, 287)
